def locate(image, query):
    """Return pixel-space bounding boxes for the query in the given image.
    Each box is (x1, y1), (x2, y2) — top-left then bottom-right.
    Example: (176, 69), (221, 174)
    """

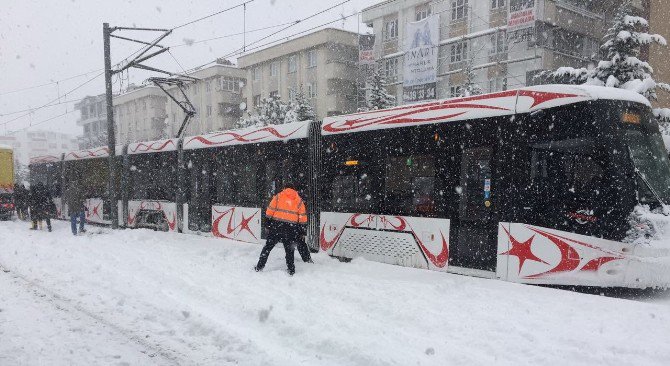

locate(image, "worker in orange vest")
(254, 182), (311, 276)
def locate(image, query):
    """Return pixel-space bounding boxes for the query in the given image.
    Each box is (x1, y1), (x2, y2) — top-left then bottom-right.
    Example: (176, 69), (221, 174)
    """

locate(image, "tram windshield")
(621, 110), (670, 204)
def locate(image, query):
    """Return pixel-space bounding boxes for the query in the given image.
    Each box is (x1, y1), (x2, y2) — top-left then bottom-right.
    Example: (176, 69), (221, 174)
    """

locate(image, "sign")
(359, 34), (376, 65)
(403, 15), (439, 103)
(508, 0), (536, 31)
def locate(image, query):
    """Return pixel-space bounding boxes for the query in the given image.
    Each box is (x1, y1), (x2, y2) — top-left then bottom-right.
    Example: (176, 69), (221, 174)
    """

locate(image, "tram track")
(0, 260), (184, 366)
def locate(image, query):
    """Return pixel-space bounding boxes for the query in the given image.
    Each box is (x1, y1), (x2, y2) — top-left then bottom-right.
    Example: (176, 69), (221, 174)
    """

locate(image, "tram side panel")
(181, 122), (311, 244)
(126, 142), (179, 232)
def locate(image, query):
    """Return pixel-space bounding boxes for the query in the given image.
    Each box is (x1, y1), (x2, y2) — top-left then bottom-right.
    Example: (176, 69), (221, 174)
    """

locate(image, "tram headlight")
(344, 160), (359, 166)
(622, 111), (641, 125)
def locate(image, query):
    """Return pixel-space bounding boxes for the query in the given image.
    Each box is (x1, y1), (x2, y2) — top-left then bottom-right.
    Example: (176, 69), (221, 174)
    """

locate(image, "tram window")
(385, 155), (435, 216)
(531, 143), (605, 205)
(331, 173), (374, 212)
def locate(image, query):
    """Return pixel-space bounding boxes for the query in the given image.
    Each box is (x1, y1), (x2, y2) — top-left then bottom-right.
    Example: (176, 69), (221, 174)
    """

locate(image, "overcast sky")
(0, 0), (378, 138)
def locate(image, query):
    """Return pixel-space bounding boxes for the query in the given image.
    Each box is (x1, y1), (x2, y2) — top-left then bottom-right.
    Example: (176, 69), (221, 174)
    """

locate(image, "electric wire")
(172, 0), (256, 30)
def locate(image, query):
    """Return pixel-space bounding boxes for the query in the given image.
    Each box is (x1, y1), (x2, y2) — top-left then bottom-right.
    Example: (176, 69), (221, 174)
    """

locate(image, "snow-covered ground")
(1, 219), (669, 366)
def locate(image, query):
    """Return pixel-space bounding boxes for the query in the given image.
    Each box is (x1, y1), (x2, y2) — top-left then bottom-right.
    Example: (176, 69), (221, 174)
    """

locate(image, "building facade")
(75, 94), (107, 148)
(0, 130), (78, 165)
(362, 0), (646, 104)
(113, 85), (168, 144)
(238, 28), (361, 120)
(647, 0), (670, 108)
(165, 63), (246, 137)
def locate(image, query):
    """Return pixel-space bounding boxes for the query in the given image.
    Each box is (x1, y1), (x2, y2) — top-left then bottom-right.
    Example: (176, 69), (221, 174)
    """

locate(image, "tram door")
(453, 147), (497, 271)
(188, 155), (213, 232)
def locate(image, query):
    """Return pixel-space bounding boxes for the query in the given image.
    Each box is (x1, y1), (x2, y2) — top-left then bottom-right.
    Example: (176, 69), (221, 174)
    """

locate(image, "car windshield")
(623, 115), (670, 203)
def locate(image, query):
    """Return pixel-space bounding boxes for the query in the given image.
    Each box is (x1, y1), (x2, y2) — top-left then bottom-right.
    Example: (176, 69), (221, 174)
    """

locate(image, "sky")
(0, 0), (379, 138)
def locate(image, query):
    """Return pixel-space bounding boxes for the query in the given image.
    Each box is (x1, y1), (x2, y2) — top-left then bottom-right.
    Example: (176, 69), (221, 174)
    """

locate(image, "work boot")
(287, 268), (295, 276)
(253, 266), (262, 272)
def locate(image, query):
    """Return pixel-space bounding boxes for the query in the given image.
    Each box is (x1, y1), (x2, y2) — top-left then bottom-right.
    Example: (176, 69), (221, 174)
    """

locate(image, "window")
(252, 67), (260, 81)
(384, 57), (399, 81)
(510, 0), (535, 12)
(489, 76), (507, 92)
(307, 50), (317, 68)
(270, 90), (279, 98)
(205, 81), (211, 93)
(491, 0), (505, 9)
(306, 83), (317, 99)
(253, 95), (261, 107)
(490, 30), (507, 55)
(206, 105), (212, 117)
(193, 84), (199, 95)
(288, 87), (297, 101)
(451, 0), (468, 21)
(383, 18), (399, 41)
(415, 4), (431, 21)
(288, 55), (297, 73)
(385, 155), (436, 216)
(449, 85), (462, 97)
(221, 77), (242, 93)
(143, 100), (147, 110)
(271, 61), (279, 77)
(450, 41), (468, 63)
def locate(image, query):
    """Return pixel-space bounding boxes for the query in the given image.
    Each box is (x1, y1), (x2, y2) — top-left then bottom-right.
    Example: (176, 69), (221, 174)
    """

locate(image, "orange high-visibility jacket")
(266, 188), (307, 224)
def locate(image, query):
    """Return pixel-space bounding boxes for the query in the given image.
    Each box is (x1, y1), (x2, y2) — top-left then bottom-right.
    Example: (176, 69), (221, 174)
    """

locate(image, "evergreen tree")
(538, 1), (670, 122)
(285, 87), (316, 122)
(236, 94), (292, 128)
(367, 68), (395, 110)
(458, 60), (483, 97)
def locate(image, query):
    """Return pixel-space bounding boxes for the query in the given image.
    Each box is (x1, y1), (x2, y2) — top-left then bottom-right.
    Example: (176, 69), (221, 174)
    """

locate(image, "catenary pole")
(103, 23), (119, 229)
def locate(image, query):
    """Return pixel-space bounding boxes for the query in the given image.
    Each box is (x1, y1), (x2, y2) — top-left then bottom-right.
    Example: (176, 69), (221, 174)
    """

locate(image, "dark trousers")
(32, 217), (51, 230)
(256, 221), (310, 272)
(70, 211), (85, 235)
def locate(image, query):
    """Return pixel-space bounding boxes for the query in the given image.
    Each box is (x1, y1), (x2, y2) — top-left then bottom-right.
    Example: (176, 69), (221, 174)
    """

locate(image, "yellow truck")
(0, 145), (14, 220)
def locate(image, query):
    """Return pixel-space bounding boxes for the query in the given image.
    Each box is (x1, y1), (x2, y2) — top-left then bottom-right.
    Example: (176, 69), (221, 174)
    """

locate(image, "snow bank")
(0, 220), (669, 365)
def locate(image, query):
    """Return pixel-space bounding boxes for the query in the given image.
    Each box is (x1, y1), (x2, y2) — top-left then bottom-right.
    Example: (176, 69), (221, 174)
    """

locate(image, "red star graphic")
(500, 233), (548, 274)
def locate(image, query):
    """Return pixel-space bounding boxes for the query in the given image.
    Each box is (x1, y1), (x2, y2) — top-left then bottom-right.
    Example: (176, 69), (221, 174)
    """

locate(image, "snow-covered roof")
(183, 121), (310, 151)
(127, 138), (178, 155)
(0, 144), (12, 150)
(322, 85), (652, 135)
(29, 155), (61, 165)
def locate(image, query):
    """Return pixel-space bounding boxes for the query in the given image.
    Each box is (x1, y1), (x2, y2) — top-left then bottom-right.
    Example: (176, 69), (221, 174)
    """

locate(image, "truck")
(0, 145), (14, 220)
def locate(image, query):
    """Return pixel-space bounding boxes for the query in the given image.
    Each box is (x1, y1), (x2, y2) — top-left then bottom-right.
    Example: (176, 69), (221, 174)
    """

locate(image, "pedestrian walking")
(13, 184), (28, 220)
(29, 182), (52, 232)
(65, 178), (86, 235)
(254, 182), (310, 276)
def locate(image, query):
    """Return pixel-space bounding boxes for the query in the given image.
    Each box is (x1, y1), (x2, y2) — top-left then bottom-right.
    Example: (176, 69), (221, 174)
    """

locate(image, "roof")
(321, 85), (652, 135)
(183, 121), (310, 151)
(128, 138), (178, 155)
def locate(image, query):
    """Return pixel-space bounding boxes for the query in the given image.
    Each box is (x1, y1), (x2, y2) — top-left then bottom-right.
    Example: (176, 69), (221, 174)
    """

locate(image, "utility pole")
(103, 23), (118, 229)
(102, 22), (195, 231)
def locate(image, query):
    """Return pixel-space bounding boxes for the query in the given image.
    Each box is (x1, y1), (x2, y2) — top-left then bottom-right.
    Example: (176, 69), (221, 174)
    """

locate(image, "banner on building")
(403, 15), (439, 103)
(508, 0), (536, 31)
(359, 34), (376, 65)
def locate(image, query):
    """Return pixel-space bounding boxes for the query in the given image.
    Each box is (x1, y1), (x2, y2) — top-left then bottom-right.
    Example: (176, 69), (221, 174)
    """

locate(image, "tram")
(29, 85), (670, 288)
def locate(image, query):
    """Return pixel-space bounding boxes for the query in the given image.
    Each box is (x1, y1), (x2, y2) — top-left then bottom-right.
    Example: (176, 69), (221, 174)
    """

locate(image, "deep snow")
(1, 219), (669, 366)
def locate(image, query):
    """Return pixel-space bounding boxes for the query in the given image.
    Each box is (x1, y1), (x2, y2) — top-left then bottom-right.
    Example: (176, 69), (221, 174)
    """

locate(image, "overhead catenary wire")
(183, 0), (355, 73)
(172, 0), (257, 30)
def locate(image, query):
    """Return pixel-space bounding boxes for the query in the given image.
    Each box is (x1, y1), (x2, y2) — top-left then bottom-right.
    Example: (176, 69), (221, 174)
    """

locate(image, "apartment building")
(165, 63), (246, 137)
(113, 85), (168, 144)
(362, 0), (646, 104)
(647, 0), (670, 108)
(75, 94), (106, 148)
(0, 130), (78, 165)
(238, 28), (361, 120)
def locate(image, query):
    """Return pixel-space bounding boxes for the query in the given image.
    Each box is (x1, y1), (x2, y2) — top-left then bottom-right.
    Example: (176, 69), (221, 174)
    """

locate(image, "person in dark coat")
(29, 182), (52, 232)
(254, 182), (311, 276)
(65, 179), (86, 235)
(13, 184), (28, 220)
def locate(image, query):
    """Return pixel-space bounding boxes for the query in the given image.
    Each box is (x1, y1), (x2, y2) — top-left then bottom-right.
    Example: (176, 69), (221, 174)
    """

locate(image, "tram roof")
(182, 120), (310, 151)
(321, 85), (651, 135)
